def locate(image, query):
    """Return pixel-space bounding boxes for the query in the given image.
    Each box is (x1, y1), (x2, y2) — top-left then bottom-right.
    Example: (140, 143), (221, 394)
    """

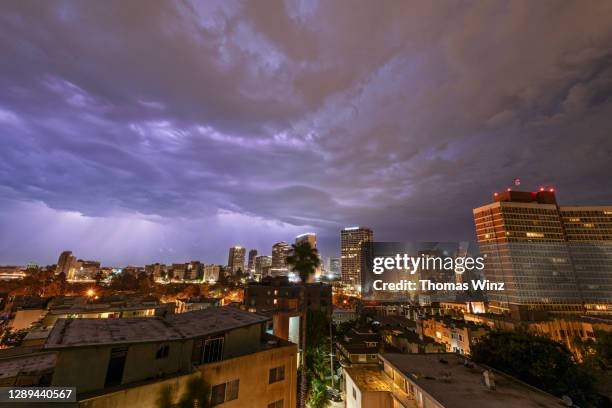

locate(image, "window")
(211, 379), (239, 405)
(268, 399), (283, 408)
(192, 336), (224, 365)
(156, 344), (170, 359)
(269, 365), (285, 383)
(353, 387), (357, 399)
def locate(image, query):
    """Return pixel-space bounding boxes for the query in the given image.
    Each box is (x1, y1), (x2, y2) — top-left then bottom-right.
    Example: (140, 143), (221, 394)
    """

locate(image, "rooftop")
(0, 352), (56, 380)
(380, 353), (564, 408)
(44, 307), (269, 349)
(345, 366), (391, 392)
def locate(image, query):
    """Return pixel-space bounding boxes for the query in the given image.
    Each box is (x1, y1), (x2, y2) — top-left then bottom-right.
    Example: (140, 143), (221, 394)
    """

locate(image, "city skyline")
(2, 2), (612, 266)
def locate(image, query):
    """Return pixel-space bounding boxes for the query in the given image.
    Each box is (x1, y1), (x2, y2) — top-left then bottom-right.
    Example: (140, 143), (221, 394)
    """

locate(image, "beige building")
(345, 353), (565, 408)
(41, 307), (296, 407)
(418, 317), (488, 356)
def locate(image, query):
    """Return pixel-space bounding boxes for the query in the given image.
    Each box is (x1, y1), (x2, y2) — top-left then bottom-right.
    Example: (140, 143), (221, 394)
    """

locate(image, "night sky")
(1, 1), (612, 266)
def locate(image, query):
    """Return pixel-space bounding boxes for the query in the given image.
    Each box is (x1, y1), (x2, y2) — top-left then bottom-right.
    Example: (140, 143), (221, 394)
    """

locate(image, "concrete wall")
(52, 340), (190, 393)
(78, 343), (298, 408)
(199, 342), (297, 408)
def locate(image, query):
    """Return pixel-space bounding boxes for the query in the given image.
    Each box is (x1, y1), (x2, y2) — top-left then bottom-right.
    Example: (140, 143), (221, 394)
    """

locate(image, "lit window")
(526, 232), (544, 238)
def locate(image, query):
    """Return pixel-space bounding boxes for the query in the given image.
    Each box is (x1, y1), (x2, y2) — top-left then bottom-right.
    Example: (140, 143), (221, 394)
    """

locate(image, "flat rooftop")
(345, 366), (391, 392)
(44, 307), (269, 349)
(0, 352), (56, 380)
(381, 353), (564, 408)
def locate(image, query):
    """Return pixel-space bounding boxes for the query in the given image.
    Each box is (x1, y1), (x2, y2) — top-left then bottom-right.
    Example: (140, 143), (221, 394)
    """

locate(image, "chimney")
(483, 370), (495, 390)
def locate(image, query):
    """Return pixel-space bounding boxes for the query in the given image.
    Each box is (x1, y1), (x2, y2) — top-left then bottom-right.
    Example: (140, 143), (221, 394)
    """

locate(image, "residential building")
(244, 276), (332, 346)
(336, 328), (382, 366)
(42, 307), (297, 407)
(345, 353), (565, 408)
(175, 296), (221, 313)
(418, 316), (488, 355)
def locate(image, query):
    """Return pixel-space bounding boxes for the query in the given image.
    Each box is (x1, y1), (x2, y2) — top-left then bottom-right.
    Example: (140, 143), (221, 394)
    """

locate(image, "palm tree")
(286, 241), (321, 408)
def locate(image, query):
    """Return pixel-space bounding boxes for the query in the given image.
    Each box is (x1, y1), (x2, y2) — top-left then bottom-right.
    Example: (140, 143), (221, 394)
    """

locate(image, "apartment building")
(39, 307), (296, 407)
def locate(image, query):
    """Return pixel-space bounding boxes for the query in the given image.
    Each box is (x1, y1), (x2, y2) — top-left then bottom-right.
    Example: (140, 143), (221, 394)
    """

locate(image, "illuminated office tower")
(247, 249), (258, 273)
(56, 250), (79, 280)
(227, 246), (246, 274)
(271, 242), (291, 276)
(340, 226), (373, 293)
(560, 206), (612, 310)
(255, 255), (272, 277)
(473, 189), (612, 314)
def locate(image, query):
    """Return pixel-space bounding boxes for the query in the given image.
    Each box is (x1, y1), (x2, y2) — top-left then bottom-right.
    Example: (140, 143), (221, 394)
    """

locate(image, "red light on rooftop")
(549, 188), (555, 192)
(539, 187), (545, 192)
(493, 192), (498, 196)
(507, 188), (512, 192)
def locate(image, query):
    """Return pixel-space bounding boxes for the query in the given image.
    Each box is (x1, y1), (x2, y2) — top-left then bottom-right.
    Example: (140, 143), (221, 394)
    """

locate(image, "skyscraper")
(247, 249), (258, 273)
(327, 257), (341, 279)
(340, 226), (373, 292)
(227, 246), (246, 274)
(473, 189), (612, 314)
(56, 250), (78, 280)
(271, 241), (291, 276)
(254, 255), (272, 277)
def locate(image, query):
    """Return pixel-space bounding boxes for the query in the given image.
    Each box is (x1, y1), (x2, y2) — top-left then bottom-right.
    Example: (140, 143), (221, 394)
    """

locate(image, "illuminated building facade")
(341, 226), (373, 293)
(473, 189), (612, 314)
(227, 246), (246, 274)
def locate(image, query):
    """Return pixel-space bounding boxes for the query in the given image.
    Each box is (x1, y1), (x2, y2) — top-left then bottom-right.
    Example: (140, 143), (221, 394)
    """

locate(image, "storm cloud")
(1, 0), (612, 265)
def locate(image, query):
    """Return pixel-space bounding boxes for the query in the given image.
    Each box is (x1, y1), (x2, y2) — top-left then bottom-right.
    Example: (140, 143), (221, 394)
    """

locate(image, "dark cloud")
(1, 0), (612, 265)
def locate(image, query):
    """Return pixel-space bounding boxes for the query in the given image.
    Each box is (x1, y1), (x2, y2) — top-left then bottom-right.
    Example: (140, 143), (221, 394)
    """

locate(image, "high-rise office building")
(227, 246), (246, 274)
(327, 257), (341, 279)
(271, 242), (291, 276)
(56, 250), (79, 280)
(473, 189), (612, 314)
(255, 255), (273, 277)
(247, 249), (258, 273)
(340, 226), (373, 292)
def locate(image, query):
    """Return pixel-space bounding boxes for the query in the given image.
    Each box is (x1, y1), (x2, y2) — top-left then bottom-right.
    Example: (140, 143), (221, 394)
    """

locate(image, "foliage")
(308, 377), (330, 408)
(471, 330), (598, 407)
(156, 376), (211, 408)
(0, 326), (28, 347)
(109, 271), (139, 290)
(285, 241), (321, 408)
(286, 241), (321, 284)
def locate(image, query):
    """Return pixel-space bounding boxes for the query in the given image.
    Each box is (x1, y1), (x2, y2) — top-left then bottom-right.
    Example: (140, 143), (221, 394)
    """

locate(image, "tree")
(471, 330), (598, 407)
(0, 327), (28, 348)
(156, 376), (211, 408)
(286, 241), (321, 408)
